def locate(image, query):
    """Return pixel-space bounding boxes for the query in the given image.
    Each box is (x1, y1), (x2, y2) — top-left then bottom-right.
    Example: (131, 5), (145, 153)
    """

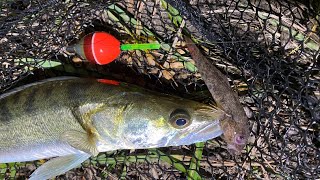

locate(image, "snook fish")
(0, 77), (226, 179)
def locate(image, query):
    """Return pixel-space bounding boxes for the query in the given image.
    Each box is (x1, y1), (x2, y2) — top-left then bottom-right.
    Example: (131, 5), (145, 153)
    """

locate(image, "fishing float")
(66, 31), (161, 65)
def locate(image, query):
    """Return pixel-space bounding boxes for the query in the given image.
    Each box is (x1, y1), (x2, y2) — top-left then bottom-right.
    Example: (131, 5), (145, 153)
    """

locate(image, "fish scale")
(0, 102), (83, 162)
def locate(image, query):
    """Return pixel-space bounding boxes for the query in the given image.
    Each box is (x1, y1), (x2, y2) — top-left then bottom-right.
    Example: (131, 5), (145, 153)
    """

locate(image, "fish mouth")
(226, 134), (248, 155)
(227, 143), (246, 155)
(167, 121), (223, 146)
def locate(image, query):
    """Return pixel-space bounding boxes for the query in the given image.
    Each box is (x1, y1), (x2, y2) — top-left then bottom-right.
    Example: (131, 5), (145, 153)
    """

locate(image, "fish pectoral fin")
(67, 103), (105, 156)
(29, 153), (91, 180)
(62, 130), (99, 156)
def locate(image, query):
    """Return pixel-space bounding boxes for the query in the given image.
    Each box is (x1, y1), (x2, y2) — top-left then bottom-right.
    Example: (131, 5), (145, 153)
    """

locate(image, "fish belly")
(0, 142), (81, 163)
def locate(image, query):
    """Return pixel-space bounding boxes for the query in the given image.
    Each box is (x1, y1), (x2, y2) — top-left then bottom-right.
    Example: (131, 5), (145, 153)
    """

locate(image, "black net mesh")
(0, 0), (319, 179)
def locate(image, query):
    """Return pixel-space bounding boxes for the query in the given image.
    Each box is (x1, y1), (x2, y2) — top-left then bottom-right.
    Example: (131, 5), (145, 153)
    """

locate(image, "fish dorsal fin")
(29, 153), (91, 180)
(0, 76), (79, 99)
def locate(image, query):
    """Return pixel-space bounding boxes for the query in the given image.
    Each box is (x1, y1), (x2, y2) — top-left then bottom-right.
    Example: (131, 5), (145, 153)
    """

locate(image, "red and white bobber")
(66, 32), (121, 65)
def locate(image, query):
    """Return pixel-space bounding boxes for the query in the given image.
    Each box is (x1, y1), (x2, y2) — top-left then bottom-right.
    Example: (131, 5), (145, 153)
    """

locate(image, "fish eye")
(175, 118), (187, 126)
(169, 109), (191, 129)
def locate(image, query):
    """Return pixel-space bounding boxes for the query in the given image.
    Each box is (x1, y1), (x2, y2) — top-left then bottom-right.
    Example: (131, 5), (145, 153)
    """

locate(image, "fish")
(0, 76), (227, 179)
(185, 36), (250, 154)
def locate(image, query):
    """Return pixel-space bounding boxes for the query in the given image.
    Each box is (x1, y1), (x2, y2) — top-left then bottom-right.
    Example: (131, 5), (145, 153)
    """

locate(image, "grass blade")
(187, 142), (204, 180)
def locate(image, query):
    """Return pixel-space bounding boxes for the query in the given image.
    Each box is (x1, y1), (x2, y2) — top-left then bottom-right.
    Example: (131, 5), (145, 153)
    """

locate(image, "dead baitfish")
(185, 36), (250, 154)
(0, 77), (226, 179)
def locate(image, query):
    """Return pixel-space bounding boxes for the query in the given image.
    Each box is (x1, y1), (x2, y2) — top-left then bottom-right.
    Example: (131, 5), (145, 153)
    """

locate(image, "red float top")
(83, 32), (121, 65)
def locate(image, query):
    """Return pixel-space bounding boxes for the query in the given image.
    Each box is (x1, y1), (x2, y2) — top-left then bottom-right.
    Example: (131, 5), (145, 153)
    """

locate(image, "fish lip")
(166, 121), (223, 146)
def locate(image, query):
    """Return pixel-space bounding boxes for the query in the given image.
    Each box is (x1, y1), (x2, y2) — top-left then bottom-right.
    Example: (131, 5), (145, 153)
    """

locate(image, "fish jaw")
(166, 120), (223, 147)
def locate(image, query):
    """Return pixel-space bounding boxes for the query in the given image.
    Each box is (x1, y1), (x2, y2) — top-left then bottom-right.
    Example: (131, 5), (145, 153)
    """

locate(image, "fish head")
(146, 102), (226, 147)
(94, 93), (226, 150)
(220, 115), (250, 155)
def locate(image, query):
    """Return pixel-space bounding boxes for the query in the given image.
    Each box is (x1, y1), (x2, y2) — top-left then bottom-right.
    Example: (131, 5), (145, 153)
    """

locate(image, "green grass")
(187, 142), (204, 180)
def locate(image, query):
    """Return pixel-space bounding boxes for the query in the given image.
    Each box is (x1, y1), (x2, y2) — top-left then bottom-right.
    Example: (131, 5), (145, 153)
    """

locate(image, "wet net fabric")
(0, 0), (319, 179)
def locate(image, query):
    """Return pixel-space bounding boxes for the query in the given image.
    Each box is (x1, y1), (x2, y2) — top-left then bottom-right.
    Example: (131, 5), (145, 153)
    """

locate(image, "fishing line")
(120, 41), (257, 51)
